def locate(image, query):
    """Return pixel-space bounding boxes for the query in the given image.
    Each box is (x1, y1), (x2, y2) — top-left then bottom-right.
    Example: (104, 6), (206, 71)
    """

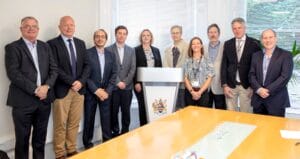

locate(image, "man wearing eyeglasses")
(5, 16), (58, 159)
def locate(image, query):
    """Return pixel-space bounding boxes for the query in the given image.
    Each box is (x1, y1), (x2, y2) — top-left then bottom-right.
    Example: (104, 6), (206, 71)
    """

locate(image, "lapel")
(91, 47), (102, 78)
(240, 36), (250, 61)
(265, 47), (279, 84)
(257, 51), (264, 84)
(36, 41), (45, 78)
(74, 38), (82, 70)
(19, 38), (35, 68)
(231, 39), (239, 62)
(57, 36), (72, 70)
(113, 43), (121, 65)
(140, 46), (147, 66)
(122, 45), (129, 66)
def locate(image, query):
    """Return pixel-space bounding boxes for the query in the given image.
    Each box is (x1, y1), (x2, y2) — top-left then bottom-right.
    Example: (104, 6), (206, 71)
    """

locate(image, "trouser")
(111, 89), (133, 137)
(13, 102), (51, 159)
(208, 91), (226, 109)
(83, 92), (112, 149)
(225, 85), (252, 113)
(53, 89), (84, 158)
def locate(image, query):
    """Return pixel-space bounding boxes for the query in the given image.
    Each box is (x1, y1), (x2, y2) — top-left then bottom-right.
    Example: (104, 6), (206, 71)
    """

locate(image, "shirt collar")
(96, 47), (105, 54)
(61, 34), (73, 42)
(116, 43), (125, 49)
(263, 47), (275, 57)
(22, 37), (37, 47)
(236, 34), (246, 41)
(209, 41), (220, 48)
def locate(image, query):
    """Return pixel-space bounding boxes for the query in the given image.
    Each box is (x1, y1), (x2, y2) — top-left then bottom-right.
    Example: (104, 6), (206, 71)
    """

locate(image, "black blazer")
(86, 47), (117, 95)
(5, 38), (58, 107)
(47, 35), (90, 98)
(249, 47), (293, 110)
(221, 36), (261, 89)
(133, 45), (162, 84)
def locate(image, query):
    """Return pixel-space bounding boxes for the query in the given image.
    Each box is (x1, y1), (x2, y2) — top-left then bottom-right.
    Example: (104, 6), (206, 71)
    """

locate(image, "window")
(247, 0), (300, 51)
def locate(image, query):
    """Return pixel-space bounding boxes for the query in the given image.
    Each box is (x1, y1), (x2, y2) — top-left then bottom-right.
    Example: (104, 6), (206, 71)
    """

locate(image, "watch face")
(191, 80), (200, 88)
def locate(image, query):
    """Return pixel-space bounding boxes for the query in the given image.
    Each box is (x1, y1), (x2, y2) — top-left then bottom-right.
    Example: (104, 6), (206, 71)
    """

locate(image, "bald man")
(249, 29), (293, 117)
(47, 16), (89, 159)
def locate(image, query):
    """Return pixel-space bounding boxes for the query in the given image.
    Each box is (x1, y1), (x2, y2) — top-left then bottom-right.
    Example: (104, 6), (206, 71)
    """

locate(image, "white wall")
(0, 0), (101, 155)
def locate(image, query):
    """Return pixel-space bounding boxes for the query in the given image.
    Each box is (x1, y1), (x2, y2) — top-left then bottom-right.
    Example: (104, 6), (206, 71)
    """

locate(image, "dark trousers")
(253, 103), (285, 117)
(111, 89), (133, 136)
(184, 89), (210, 107)
(208, 91), (226, 109)
(83, 91), (111, 149)
(134, 90), (147, 126)
(12, 103), (51, 159)
(175, 88), (186, 110)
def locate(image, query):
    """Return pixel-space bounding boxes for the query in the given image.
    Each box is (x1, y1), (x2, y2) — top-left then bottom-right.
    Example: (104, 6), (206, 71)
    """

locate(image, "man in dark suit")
(221, 17), (261, 112)
(82, 29), (117, 149)
(5, 16), (57, 159)
(106, 25), (136, 137)
(47, 16), (89, 159)
(249, 29), (293, 117)
(134, 29), (162, 126)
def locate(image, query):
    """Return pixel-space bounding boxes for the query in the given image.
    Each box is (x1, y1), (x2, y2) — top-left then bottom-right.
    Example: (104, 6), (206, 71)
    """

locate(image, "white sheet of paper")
(280, 130), (300, 139)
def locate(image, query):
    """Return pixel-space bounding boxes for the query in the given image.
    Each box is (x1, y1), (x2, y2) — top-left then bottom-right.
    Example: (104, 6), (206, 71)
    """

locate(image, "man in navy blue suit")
(83, 29), (117, 149)
(249, 29), (293, 117)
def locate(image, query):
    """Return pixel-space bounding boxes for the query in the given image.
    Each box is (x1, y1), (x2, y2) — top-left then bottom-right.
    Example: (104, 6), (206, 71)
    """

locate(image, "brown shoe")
(67, 151), (78, 157)
(56, 156), (66, 159)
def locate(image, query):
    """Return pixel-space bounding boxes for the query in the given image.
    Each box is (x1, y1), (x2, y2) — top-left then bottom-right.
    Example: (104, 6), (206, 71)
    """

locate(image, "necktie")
(67, 39), (77, 79)
(172, 47), (180, 67)
(236, 39), (242, 61)
(236, 39), (243, 83)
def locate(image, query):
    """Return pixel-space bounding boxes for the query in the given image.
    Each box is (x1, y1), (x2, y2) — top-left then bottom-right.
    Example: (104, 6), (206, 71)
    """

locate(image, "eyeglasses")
(21, 25), (39, 30)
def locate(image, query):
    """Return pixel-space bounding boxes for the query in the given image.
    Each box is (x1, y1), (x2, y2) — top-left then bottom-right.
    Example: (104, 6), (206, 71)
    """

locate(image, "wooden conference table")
(70, 106), (300, 159)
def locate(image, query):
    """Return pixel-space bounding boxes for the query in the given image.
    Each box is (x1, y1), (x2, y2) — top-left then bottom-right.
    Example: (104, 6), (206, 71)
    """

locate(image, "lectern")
(137, 67), (184, 122)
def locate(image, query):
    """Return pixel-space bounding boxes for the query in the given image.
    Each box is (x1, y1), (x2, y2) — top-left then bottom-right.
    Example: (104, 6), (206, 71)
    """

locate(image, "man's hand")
(72, 80), (82, 92)
(95, 88), (109, 101)
(258, 88), (270, 99)
(117, 81), (126, 90)
(134, 83), (142, 93)
(223, 86), (233, 98)
(35, 85), (49, 100)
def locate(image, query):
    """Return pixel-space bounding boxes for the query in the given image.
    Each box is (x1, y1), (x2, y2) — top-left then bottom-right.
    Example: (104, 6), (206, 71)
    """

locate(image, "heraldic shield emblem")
(152, 98), (167, 115)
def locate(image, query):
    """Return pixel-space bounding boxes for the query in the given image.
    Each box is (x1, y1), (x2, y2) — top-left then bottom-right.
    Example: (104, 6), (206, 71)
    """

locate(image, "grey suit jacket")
(204, 42), (224, 95)
(106, 43), (136, 90)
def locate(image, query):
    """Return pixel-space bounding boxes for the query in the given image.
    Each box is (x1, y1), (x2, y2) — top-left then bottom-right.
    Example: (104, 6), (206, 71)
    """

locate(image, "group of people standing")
(4, 15), (293, 159)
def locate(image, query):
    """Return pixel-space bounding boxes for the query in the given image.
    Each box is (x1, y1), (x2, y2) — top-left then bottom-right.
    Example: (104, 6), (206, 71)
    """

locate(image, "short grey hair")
(231, 17), (245, 25)
(261, 29), (277, 39)
(21, 16), (38, 25)
(170, 25), (182, 33)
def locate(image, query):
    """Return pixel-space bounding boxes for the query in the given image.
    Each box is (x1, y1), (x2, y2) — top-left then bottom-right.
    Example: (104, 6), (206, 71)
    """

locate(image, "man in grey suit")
(205, 24), (226, 109)
(106, 25), (136, 137)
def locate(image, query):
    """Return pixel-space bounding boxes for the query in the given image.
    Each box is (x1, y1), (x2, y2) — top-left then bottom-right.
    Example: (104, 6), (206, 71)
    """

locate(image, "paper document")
(280, 130), (300, 139)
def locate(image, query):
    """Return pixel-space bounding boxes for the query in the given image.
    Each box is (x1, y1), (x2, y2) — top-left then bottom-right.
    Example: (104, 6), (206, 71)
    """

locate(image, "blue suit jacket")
(86, 47), (117, 95)
(249, 47), (293, 111)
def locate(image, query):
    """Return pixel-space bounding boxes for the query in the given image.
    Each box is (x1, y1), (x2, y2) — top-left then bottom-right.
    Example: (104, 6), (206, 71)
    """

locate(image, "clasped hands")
(35, 85), (49, 100)
(95, 88), (109, 101)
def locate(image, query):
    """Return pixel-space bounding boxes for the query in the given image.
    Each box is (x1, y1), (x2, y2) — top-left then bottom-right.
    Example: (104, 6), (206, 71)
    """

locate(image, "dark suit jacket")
(5, 38), (58, 107)
(133, 45), (162, 84)
(221, 36), (261, 89)
(86, 47), (117, 95)
(249, 47), (293, 110)
(47, 35), (89, 98)
(106, 43), (136, 90)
